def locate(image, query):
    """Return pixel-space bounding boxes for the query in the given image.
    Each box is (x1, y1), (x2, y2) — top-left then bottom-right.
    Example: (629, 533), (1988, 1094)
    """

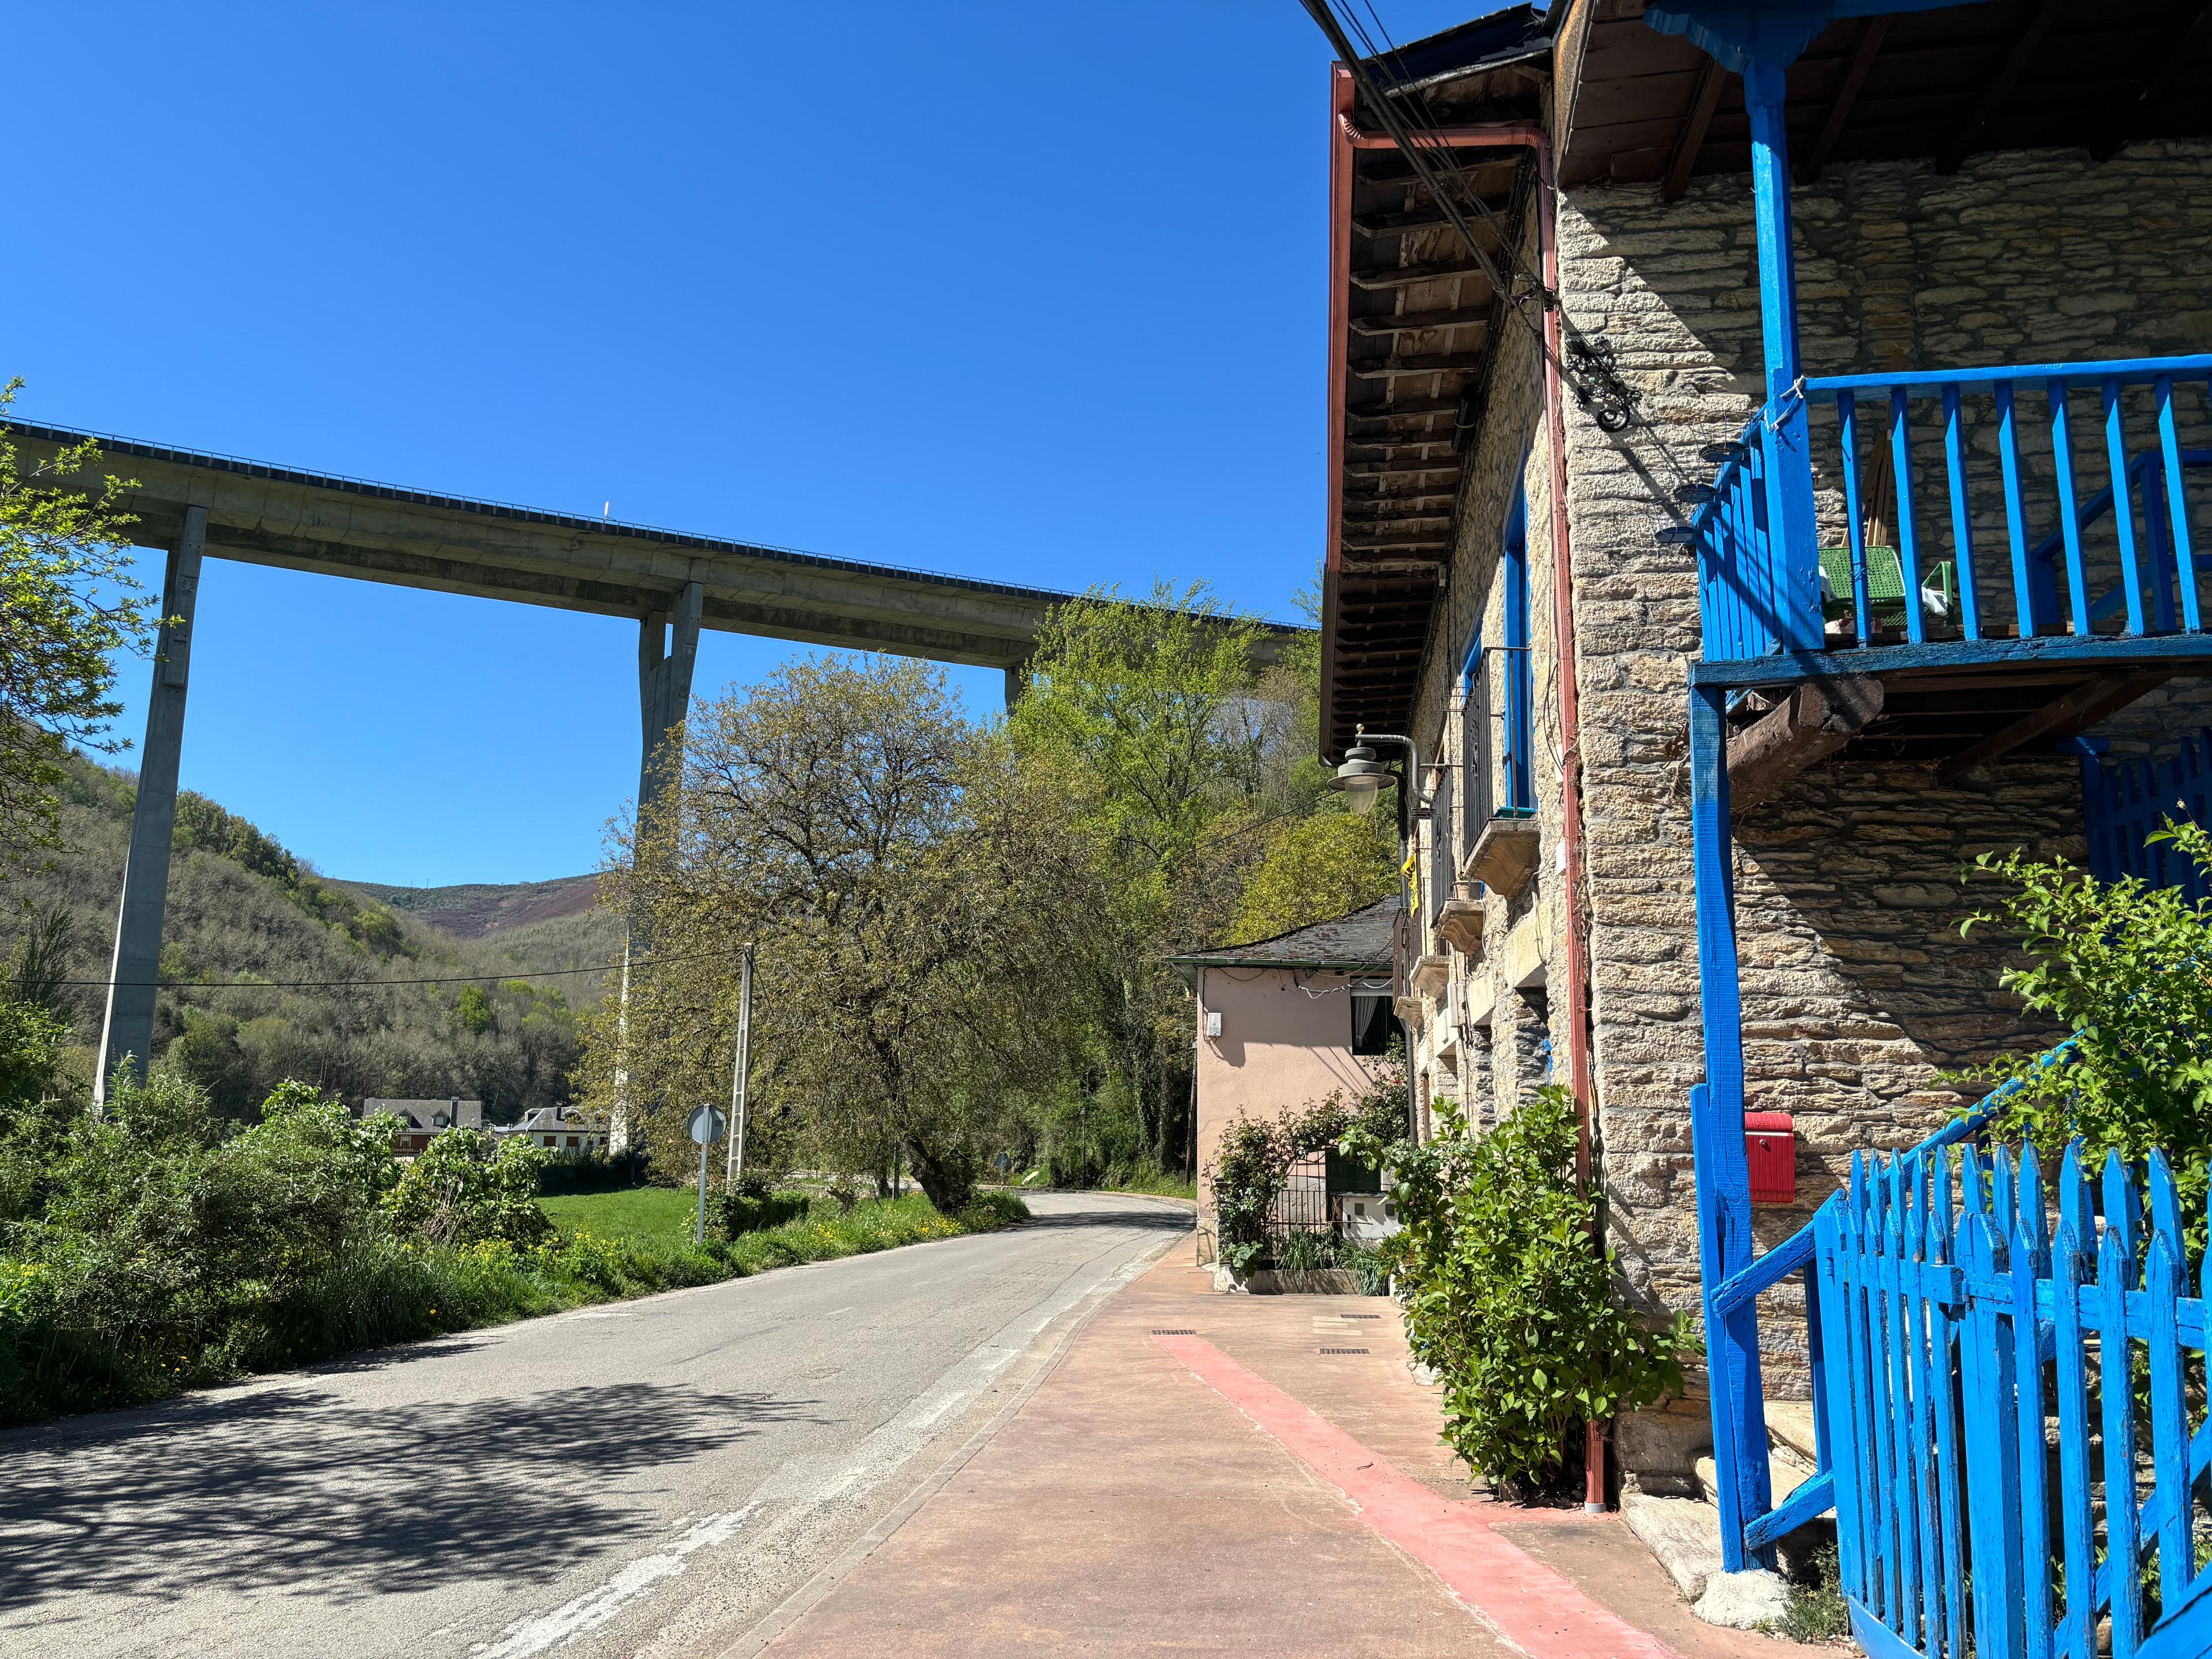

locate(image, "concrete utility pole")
(726, 942), (752, 1188)
(95, 506), (207, 1105)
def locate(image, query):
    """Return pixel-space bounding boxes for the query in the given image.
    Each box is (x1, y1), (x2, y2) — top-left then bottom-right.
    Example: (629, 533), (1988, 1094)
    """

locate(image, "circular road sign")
(687, 1105), (728, 1146)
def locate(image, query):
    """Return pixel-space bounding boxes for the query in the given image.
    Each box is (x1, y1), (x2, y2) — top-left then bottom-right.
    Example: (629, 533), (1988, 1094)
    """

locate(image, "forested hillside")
(4, 753), (602, 1120)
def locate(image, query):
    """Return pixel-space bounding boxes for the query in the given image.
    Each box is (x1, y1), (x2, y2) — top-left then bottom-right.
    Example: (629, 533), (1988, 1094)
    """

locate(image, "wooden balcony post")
(1688, 681), (1775, 1570)
(1745, 54), (1823, 650)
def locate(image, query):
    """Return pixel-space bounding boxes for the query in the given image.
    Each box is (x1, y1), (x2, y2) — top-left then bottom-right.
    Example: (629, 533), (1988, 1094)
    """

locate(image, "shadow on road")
(1013, 1202), (1194, 1234)
(0, 1381), (820, 1611)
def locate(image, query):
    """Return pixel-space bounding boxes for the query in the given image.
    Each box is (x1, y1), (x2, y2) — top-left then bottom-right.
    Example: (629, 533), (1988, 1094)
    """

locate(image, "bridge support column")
(95, 506), (207, 1105)
(612, 581), (702, 1154)
(636, 581), (703, 831)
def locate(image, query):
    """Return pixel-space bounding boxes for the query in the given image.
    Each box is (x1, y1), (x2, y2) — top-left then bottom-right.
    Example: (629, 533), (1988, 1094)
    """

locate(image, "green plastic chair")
(1819, 544), (1959, 636)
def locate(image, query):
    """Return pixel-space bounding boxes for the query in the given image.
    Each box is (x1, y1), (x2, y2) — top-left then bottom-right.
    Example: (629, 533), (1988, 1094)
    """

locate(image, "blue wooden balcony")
(1691, 355), (2212, 732)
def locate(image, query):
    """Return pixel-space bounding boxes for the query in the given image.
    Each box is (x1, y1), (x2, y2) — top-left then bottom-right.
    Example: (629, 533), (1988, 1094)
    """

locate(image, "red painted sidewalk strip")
(1156, 1334), (1683, 1659)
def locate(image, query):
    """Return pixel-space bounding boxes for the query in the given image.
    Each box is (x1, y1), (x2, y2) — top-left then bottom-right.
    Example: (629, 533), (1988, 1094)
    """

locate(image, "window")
(1350, 992), (1394, 1056)
(1460, 631), (1488, 835)
(1502, 483), (1534, 815)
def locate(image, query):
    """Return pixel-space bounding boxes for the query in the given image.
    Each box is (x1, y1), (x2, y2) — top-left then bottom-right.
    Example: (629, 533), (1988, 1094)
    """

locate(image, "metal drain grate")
(1151, 1328), (1196, 1335)
(1342, 1313), (1383, 1320)
(1319, 1347), (1370, 1355)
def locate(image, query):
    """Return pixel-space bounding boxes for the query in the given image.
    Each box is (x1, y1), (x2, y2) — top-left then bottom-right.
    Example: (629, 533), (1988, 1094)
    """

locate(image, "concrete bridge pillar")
(94, 506), (208, 1105)
(636, 581), (703, 831)
(612, 581), (702, 1154)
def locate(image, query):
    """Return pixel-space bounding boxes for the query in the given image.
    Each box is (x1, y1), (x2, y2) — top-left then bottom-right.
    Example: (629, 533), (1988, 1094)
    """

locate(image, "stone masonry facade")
(1395, 134), (2212, 1473)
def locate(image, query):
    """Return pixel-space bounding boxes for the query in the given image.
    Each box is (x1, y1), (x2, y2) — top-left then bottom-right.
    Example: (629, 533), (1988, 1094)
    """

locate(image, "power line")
(48, 945), (743, 993)
(1296, 0), (1641, 433)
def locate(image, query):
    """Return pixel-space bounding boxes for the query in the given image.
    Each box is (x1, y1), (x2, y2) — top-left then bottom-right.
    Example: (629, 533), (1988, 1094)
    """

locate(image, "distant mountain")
(342, 874), (602, 941)
(6, 755), (605, 1121)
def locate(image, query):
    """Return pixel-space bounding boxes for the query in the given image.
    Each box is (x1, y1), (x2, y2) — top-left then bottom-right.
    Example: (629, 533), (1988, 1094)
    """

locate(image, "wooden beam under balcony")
(1728, 676), (1885, 813)
(1346, 395), (1467, 420)
(1347, 260), (1496, 298)
(1343, 455), (1466, 476)
(1350, 309), (1490, 338)
(1348, 353), (1489, 380)
(1932, 672), (2169, 782)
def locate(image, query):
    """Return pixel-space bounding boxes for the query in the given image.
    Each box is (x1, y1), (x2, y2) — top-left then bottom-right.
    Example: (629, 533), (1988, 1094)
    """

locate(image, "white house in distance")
(1166, 896), (1402, 1261)
(494, 1105), (607, 1155)
(363, 1097), (482, 1158)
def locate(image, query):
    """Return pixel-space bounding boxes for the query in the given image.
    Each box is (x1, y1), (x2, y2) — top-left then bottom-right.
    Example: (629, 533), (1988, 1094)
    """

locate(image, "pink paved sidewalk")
(760, 1252), (1822, 1658)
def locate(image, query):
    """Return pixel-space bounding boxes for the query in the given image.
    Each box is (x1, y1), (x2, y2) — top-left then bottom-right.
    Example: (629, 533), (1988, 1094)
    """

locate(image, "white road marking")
(476, 1215), (1168, 1658)
(471, 1509), (755, 1658)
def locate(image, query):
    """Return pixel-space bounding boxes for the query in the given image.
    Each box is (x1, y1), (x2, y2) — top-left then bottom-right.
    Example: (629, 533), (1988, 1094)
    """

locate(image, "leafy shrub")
(955, 1190), (1029, 1229)
(1955, 821), (2212, 1249)
(1209, 1061), (1406, 1275)
(1345, 1086), (1685, 1495)
(536, 1147), (650, 1196)
(718, 1190), (810, 1238)
(384, 1128), (553, 1249)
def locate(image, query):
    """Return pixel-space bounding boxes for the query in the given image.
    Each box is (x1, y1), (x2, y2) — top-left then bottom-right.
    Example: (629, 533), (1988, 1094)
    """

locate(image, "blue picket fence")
(1817, 1139), (2210, 1659)
(2083, 730), (2212, 902)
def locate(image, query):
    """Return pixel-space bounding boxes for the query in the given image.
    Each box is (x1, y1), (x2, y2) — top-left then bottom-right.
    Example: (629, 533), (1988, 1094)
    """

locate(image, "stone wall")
(1395, 135), (2212, 1433)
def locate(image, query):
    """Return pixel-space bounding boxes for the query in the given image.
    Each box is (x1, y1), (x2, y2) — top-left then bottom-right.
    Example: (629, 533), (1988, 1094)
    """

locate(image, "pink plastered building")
(1167, 897), (1401, 1261)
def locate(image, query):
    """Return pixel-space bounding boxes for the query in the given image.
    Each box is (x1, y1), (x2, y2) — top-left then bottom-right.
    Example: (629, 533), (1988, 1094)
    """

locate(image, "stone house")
(1314, 0), (2211, 1506)
(1166, 897), (1401, 1262)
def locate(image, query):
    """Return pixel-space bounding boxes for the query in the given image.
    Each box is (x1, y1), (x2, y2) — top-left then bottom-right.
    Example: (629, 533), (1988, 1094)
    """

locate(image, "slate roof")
(1165, 895), (1402, 972)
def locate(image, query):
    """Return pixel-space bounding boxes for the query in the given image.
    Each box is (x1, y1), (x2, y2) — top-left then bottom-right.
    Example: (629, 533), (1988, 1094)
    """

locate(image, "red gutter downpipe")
(1333, 96), (1605, 1510)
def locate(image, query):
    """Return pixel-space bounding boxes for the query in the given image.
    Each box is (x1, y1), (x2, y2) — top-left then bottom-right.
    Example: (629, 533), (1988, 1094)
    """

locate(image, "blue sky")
(10, 0), (1483, 886)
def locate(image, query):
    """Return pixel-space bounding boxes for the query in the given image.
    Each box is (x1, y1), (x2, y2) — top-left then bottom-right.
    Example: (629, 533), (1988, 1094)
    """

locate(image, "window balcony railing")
(1691, 354), (2212, 666)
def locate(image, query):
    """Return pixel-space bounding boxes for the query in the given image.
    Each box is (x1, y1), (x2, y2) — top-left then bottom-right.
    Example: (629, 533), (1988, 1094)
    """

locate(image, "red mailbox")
(1744, 1111), (1796, 1205)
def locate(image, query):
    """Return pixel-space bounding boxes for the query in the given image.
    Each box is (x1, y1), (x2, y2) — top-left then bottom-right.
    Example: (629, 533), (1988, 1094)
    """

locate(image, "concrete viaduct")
(3, 421), (1304, 1099)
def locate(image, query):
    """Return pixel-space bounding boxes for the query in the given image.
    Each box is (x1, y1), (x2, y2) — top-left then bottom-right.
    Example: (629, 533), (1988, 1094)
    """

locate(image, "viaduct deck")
(10, 421), (1303, 671)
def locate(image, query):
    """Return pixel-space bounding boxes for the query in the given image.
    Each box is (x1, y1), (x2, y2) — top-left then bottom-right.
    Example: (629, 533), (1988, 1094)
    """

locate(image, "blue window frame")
(1501, 484), (1535, 815)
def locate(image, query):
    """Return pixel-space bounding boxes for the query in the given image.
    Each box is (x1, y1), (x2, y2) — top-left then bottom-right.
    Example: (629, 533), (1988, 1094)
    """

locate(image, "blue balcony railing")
(1692, 355), (2212, 666)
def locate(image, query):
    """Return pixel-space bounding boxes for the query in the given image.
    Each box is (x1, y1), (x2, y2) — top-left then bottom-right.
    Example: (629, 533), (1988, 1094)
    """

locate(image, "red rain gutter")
(1329, 89), (1605, 1509)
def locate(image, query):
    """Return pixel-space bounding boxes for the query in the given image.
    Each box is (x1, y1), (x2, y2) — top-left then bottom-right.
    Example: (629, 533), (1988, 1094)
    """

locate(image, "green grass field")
(539, 1187), (705, 1243)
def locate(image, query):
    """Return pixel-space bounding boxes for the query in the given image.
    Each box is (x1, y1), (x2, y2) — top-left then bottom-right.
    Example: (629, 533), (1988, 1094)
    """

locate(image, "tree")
(1005, 582), (1319, 1171)
(1233, 810), (1398, 944)
(0, 385), (154, 876)
(595, 655), (1097, 1211)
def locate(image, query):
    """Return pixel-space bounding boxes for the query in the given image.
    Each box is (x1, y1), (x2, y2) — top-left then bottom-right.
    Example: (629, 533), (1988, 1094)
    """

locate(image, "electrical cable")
(46, 943), (743, 993)
(1296, 0), (1643, 433)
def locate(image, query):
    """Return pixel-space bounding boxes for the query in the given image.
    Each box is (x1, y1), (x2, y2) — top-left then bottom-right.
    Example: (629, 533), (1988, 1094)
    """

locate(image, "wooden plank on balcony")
(1350, 309), (1491, 337)
(1728, 676), (1885, 813)
(1931, 673), (2169, 781)
(1936, 0), (2061, 174)
(1344, 455), (1467, 476)
(1347, 260), (1497, 297)
(1801, 17), (1889, 183)
(1349, 354), (1488, 381)
(1346, 396), (1465, 419)
(1662, 59), (1726, 201)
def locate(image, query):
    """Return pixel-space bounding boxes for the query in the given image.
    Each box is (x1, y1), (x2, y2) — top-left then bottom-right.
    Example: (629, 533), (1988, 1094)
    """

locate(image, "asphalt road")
(0, 1191), (1189, 1659)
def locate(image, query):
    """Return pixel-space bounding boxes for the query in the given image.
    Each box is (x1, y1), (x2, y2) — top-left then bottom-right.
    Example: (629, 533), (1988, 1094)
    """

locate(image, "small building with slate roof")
(1165, 896), (1403, 1260)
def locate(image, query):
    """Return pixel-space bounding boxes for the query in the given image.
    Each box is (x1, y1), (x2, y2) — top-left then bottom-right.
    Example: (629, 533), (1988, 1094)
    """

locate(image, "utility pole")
(725, 943), (753, 1188)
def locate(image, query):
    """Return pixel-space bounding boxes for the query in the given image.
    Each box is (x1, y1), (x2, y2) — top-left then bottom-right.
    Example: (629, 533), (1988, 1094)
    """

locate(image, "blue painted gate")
(1815, 1139), (2210, 1659)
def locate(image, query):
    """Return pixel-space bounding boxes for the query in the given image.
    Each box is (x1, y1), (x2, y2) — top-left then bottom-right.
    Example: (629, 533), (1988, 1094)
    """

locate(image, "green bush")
(1209, 1061), (1406, 1276)
(384, 1128), (553, 1249)
(0, 1056), (1032, 1428)
(535, 1147), (650, 1196)
(1955, 821), (2212, 1252)
(717, 1190), (810, 1238)
(1344, 1085), (1685, 1495)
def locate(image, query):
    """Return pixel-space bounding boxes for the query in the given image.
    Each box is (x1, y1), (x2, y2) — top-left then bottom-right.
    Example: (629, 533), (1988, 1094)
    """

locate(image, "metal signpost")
(687, 1104), (728, 1244)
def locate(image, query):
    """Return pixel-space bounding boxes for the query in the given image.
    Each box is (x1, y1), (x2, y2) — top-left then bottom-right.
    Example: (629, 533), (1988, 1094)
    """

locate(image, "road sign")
(687, 1105), (728, 1146)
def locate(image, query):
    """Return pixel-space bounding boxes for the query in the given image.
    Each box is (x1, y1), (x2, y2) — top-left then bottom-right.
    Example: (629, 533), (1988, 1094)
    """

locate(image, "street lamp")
(1330, 733), (1393, 816)
(1331, 728), (1427, 821)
